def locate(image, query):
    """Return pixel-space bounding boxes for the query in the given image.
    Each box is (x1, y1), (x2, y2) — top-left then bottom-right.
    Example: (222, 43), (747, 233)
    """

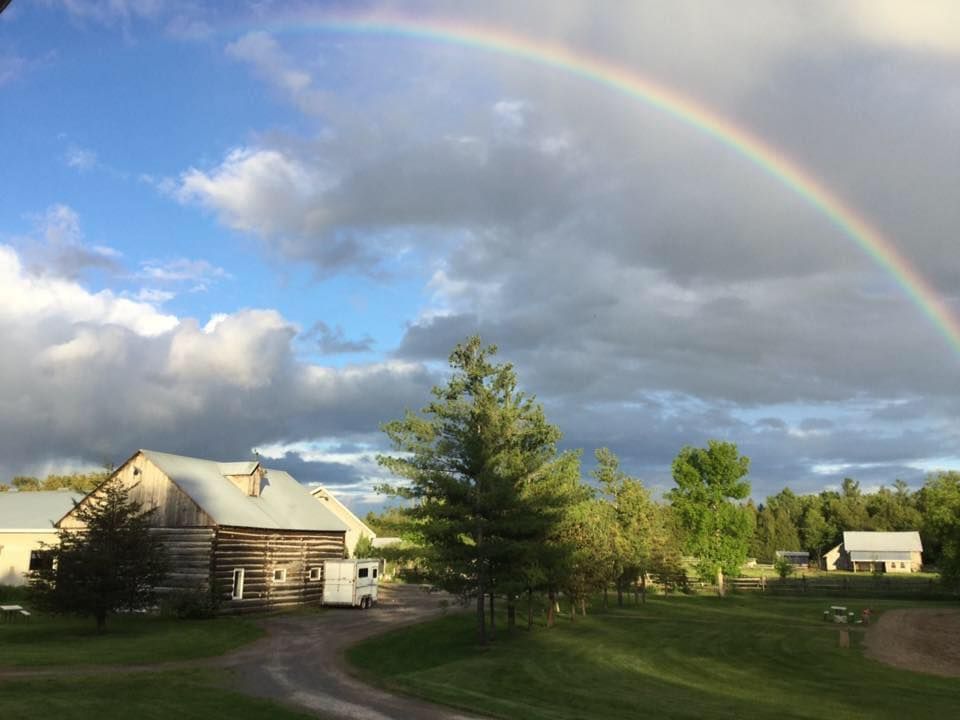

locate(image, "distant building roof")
(310, 486), (376, 539)
(0, 491), (84, 532)
(842, 531), (922, 553)
(139, 450), (348, 533)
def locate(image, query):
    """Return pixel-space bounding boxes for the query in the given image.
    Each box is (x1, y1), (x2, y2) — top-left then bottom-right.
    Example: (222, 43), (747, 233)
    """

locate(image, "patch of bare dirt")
(863, 607), (960, 678)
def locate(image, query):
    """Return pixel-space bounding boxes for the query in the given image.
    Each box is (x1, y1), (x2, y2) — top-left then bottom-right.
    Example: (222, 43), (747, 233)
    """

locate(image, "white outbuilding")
(0, 491), (83, 585)
(822, 531), (923, 573)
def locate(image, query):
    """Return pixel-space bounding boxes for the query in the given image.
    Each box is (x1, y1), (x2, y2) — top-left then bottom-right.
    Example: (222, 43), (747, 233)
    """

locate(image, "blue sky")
(2, 1), (959, 510)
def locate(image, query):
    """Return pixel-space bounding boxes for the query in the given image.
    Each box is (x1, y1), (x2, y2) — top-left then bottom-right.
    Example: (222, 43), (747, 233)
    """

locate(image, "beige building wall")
(310, 487), (375, 557)
(0, 531), (58, 586)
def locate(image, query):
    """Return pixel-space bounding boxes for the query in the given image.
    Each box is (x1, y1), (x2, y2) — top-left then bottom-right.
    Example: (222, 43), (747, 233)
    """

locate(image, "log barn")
(57, 449), (348, 612)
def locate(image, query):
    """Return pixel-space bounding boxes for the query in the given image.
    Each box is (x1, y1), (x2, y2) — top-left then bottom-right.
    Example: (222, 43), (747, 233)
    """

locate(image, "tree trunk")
(527, 588), (534, 631)
(489, 592), (496, 639)
(716, 567), (725, 598)
(580, 597), (587, 616)
(617, 580), (623, 607)
(640, 573), (647, 604)
(476, 529), (487, 644)
(546, 589), (556, 628)
(507, 595), (516, 630)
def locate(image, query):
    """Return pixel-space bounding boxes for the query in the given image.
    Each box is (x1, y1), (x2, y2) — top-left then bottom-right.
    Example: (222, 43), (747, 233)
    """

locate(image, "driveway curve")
(223, 584), (484, 720)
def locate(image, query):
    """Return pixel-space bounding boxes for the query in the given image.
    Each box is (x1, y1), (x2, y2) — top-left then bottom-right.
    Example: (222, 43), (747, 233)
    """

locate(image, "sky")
(2, 0), (959, 511)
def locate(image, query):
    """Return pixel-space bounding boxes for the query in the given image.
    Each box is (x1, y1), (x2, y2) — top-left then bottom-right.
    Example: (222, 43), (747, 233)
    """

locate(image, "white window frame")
(273, 568), (287, 583)
(309, 567), (321, 581)
(231, 568), (245, 600)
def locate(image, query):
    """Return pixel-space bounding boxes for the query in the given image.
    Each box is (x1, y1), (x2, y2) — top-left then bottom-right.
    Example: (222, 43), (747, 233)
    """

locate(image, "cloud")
(137, 257), (229, 289)
(64, 144), (97, 171)
(12, 204), (123, 278)
(302, 321), (375, 355)
(226, 31), (328, 115)
(0, 243), (436, 482)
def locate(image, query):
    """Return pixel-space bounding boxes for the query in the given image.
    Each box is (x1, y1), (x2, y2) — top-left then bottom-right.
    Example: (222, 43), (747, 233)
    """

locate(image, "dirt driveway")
(222, 584), (483, 720)
(863, 607), (960, 678)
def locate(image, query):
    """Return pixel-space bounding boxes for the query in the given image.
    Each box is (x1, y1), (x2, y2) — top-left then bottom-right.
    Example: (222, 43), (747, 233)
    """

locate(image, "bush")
(0, 584), (30, 603)
(773, 556), (795, 580)
(160, 587), (220, 620)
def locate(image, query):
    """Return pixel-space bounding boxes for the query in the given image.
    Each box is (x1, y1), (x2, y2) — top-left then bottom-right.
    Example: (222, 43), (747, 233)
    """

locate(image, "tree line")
(0, 470), (109, 493)
(372, 336), (960, 644)
(747, 473), (960, 571)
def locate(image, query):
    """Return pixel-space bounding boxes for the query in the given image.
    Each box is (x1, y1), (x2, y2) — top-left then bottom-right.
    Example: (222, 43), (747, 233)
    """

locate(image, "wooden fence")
(720, 575), (957, 600)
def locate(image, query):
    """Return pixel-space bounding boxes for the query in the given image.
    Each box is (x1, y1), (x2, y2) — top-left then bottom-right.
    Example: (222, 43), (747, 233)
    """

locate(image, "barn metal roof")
(140, 450), (348, 533)
(0, 491), (84, 532)
(849, 550), (914, 562)
(842, 531), (922, 553)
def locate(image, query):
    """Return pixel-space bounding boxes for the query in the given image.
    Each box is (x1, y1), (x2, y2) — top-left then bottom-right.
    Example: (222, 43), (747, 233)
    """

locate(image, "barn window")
(29, 550), (54, 572)
(372, 568), (378, 578)
(273, 568), (287, 582)
(309, 567), (321, 581)
(231, 568), (245, 599)
(358, 567), (369, 578)
(900, 562), (905, 568)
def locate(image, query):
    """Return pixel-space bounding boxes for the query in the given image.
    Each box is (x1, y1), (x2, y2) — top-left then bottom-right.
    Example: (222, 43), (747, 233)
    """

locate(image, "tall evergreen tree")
(378, 336), (566, 644)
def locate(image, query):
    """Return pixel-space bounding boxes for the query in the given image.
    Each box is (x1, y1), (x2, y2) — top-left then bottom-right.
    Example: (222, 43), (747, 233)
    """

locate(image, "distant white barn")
(0, 491), (83, 586)
(823, 531), (923, 573)
(310, 486), (377, 557)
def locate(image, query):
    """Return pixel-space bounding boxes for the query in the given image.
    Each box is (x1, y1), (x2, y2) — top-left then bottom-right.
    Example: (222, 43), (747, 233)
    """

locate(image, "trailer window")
(309, 567), (321, 581)
(358, 567), (369, 578)
(273, 568), (287, 582)
(232, 568), (245, 599)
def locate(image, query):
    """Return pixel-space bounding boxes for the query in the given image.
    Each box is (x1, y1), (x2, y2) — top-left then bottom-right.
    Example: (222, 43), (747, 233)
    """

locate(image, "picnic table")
(0, 604), (30, 622)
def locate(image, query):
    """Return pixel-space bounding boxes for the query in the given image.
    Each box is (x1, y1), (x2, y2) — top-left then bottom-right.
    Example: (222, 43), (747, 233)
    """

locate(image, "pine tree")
(29, 476), (167, 632)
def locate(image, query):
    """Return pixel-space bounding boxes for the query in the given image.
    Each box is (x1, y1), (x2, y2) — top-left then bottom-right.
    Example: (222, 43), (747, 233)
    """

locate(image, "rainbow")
(246, 12), (960, 358)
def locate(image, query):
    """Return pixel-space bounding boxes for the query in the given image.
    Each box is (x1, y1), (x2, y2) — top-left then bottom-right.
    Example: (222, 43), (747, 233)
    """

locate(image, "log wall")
(213, 526), (346, 613)
(149, 527), (215, 594)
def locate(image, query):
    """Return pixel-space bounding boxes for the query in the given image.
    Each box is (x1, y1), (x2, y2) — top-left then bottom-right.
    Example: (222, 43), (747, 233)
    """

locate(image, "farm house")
(0, 491), (83, 585)
(57, 450), (348, 612)
(822, 531), (923, 573)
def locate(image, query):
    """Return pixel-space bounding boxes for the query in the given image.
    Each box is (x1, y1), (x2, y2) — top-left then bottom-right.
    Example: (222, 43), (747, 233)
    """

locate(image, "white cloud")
(138, 257), (229, 284)
(64, 144), (97, 170)
(0, 243), (436, 480)
(176, 147), (323, 237)
(225, 31), (326, 115)
(0, 244), (177, 336)
(839, 0), (960, 54)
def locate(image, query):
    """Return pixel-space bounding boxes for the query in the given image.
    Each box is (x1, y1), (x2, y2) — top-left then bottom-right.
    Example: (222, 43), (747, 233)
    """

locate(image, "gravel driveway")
(222, 584), (484, 719)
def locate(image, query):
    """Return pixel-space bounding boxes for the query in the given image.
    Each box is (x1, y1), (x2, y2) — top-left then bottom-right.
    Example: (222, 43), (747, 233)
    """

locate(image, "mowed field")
(0, 615), (312, 720)
(347, 594), (960, 720)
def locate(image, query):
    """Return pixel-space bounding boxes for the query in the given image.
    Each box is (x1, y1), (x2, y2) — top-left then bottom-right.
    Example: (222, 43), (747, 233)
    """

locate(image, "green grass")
(0, 614), (263, 666)
(347, 595), (960, 720)
(0, 670), (315, 720)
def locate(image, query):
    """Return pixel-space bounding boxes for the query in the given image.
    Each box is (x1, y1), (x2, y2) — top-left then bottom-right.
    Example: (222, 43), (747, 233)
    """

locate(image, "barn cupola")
(219, 462), (264, 497)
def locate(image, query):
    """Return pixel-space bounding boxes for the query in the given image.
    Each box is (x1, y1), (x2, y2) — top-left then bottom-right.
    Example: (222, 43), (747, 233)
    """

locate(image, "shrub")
(773, 556), (795, 580)
(160, 587), (221, 620)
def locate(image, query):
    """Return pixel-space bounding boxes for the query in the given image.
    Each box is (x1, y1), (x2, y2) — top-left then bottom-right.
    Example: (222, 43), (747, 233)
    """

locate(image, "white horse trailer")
(322, 559), (380, 608)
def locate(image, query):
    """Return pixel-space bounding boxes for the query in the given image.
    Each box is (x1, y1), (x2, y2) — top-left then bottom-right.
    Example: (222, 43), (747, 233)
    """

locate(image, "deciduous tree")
(667, 440), (752, 596)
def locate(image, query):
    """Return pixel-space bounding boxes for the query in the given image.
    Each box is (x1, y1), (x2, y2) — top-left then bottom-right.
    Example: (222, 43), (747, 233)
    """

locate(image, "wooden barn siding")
(214, 526), (346, 613)
(150, 527), (216, 593)
(59, 452), (213, 530)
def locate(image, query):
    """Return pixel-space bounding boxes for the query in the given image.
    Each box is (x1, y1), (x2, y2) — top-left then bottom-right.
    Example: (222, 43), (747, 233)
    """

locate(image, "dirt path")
(221, 584), (482, 719)
(0, 585), (483, 719)
(863, 607), (960, 678)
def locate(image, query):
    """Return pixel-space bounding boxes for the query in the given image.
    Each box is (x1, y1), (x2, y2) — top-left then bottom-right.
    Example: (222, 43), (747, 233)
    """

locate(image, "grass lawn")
(0, 613), (263, 666)
(347, 594), (960, 720)
(0, 670), (314, 720)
